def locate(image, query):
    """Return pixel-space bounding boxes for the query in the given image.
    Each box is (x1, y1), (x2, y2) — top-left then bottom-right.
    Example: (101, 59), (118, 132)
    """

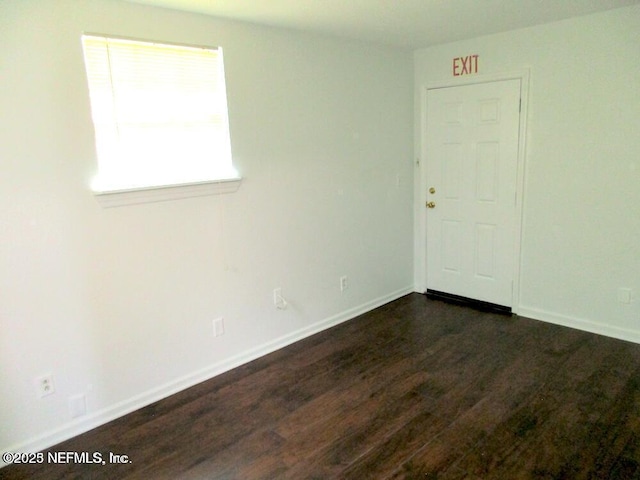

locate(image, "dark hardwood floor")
(4, 293), (640, 479)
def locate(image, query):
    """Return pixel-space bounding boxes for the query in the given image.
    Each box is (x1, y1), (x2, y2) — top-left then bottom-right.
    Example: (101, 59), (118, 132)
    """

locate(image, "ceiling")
(124, 0), (639, 49)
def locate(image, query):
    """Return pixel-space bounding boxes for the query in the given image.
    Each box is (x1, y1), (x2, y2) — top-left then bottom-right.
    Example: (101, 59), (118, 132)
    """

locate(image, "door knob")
(429, 187), (436, 194)
(426, 201), (436, 209)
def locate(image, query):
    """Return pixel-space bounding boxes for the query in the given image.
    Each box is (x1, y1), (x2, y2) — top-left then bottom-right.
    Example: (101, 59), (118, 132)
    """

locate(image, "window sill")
(93, 177), (242, 208)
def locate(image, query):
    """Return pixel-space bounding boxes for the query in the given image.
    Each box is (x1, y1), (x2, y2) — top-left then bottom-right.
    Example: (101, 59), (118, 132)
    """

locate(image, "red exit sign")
(453, 55), (479, 76)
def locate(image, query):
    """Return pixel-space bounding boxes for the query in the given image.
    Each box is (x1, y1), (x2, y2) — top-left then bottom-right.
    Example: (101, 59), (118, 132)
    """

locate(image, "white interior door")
(425, 79), (521, 307)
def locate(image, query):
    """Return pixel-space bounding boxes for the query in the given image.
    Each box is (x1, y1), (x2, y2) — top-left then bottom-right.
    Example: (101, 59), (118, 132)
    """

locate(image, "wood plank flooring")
(4, 293), (640, 479)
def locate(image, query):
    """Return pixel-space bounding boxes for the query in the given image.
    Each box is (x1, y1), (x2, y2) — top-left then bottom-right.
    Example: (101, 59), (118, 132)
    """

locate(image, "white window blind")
(81, 34), (237, 192)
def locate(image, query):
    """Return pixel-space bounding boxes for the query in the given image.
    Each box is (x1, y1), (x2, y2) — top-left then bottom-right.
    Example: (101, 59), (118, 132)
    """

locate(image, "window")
(81, 34), (239, 203)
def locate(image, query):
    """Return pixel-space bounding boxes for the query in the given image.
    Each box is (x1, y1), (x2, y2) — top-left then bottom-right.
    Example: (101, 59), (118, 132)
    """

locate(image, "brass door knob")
(426, 201), (436, 209)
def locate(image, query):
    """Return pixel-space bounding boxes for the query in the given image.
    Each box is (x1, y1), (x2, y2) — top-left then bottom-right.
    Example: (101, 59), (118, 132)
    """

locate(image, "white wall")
(414, 6), (640, 340)
(0, 0), (414, 454)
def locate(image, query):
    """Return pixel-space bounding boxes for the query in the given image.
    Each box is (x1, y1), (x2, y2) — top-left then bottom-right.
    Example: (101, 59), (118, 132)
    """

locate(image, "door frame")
(414, 70), (530, 313)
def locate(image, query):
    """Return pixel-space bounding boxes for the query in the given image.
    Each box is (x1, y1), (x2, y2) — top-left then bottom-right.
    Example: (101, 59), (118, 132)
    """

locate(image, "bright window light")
(81, 34), (237, 192)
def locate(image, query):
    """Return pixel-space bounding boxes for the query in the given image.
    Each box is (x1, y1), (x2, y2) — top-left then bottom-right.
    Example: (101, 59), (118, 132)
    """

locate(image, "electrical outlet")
(273, 288), (287, 309)
(618, 288), (632, 304)
(340, 276), (348, 292)
(213, 318), (225, 337)
(274, 287), (282, 306)
(68, 394), (87, 418)
(35, 374), (55, 398)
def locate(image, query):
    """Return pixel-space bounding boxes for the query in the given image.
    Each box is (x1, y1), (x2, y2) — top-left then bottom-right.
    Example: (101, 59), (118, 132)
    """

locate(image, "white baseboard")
(413, 283), (426, 294)
(1, 286), (413, 466)
(518, 306), (640, 345)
